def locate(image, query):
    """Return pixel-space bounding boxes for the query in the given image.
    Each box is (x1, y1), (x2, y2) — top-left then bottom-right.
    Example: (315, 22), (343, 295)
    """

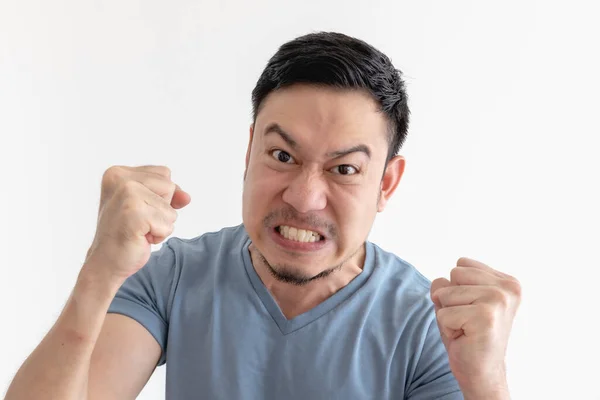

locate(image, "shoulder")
(365, 242), (438, 336)
(165, 223), (249, 256)
(367, 243), (445, 360)
(369, 241), (433, 294)
(158, 224), (249, 287)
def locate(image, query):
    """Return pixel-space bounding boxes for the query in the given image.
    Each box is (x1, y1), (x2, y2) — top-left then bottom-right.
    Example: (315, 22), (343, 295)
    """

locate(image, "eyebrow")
(326, 144), (371, 160)
(263, 122), (371, 159)
(264, 123), (298, 149)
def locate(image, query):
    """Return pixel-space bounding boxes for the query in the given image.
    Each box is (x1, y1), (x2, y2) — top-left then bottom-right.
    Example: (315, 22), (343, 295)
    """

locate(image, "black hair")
(251, 31), (410, 161)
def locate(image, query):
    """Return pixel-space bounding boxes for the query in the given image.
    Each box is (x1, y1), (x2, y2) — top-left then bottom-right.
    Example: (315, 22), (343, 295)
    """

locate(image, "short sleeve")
(107, 240), (180, 366)
(406, 317), (464, 400)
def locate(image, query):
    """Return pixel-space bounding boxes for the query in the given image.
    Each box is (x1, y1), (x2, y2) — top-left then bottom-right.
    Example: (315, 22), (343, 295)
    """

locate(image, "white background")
(1, 0), (599, 399)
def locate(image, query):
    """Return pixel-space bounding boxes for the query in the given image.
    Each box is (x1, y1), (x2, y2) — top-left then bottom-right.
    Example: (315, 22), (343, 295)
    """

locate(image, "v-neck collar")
(241, 235), (375, 335)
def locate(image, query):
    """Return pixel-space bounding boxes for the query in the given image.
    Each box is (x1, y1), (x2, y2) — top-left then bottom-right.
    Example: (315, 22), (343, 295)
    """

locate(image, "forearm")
(4, 265), (123, 400)
(463, 388), (510, 400)
(460, 371), (511, 400)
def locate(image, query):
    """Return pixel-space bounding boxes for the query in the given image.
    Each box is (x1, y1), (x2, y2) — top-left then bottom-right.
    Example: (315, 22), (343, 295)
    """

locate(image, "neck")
(249, 243), (366, 319)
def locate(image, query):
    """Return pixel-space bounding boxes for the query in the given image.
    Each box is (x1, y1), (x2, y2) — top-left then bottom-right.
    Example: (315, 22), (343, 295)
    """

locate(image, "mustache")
(263, 207), (337, 239)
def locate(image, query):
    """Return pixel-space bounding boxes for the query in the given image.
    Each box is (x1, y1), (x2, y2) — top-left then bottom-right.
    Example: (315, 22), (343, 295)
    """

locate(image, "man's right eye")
(271, 150), (295, 164)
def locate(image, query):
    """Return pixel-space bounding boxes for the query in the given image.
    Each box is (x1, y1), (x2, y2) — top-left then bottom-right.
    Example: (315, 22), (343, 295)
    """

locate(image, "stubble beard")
(253, 245), (363, 287)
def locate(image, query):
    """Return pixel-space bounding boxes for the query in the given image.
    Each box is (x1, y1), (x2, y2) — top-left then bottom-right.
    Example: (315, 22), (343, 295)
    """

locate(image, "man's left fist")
(430, 257), (522, 397)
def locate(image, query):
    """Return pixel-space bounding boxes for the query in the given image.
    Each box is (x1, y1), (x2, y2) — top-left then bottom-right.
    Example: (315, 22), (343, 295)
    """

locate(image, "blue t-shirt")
(108, 224), (463, 399)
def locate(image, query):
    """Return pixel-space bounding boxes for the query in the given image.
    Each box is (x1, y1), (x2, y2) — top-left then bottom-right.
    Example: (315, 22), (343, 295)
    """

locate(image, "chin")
(263, 255), (341, 286)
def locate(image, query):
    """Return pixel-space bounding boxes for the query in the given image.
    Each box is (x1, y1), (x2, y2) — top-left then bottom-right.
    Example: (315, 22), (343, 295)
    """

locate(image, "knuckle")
(156, 166), (171, 178)
(480, 304), (497, 327)
(489, 287), (510, 308)
(153, 219), (174, 236)
(120, 180), (140, 197)
(504, 278), (522, 298)
(456, 257), (469, 266)
(102, 165), (118, 179)
(101, 166), (123, 188)
(121, 197), (144, 214)
(450, 267), (463, 283)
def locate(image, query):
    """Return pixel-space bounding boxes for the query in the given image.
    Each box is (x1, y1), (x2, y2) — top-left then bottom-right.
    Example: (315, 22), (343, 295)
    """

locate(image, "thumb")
(171, 185), (191, 209)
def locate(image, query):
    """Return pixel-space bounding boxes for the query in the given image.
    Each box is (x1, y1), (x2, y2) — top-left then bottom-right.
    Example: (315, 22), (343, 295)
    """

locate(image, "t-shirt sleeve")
(406, 316), (464, 400)
(107, 240), (180, 366)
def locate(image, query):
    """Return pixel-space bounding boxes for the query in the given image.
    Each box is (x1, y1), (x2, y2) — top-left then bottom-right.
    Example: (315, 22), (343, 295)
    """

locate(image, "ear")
(244, 124), (255, 180)
(377, 155), (406, 212)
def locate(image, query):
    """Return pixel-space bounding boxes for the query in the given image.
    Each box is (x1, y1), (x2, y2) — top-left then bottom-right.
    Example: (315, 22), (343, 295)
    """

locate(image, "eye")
(271, 149), (295, 164)
(331, 165), (358, 175)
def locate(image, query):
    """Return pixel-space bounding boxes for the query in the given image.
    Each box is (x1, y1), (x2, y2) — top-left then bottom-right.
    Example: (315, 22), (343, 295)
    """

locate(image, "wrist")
(459, 365), (509, 400)
(78, 260), (125, 300)
(461, 378), (510, 400)
(464, 388), (510, 400)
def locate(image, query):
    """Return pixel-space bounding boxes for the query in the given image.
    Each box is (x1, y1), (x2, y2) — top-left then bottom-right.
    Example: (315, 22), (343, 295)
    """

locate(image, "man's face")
(242, 84), (404, 283)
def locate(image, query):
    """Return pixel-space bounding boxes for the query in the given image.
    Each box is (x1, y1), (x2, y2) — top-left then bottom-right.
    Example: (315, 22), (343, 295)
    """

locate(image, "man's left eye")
(331, 165), (358, 175)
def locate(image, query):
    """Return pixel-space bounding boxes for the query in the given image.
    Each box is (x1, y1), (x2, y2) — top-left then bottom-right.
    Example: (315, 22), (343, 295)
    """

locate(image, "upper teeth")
(278, 225), (322, 243)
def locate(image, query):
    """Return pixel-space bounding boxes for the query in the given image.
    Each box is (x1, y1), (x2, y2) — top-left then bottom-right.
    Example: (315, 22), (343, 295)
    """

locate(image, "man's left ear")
(377, 155), (406, 212)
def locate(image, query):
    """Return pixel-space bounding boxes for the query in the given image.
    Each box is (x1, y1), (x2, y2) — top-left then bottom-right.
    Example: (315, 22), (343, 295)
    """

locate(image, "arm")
(4, 265), (160, 400)
(5, 165), (189, 400)
(88, 313), (161, 399)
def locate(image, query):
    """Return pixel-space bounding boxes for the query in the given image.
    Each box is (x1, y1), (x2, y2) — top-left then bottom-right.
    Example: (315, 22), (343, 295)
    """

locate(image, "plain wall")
(1, 0), (599, 399)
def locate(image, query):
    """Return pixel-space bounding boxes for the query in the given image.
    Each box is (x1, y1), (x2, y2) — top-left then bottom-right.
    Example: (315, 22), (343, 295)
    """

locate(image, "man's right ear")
(244, 124), (255, 179)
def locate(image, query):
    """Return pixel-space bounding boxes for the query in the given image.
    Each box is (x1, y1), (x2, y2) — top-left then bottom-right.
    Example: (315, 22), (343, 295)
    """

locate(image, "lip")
(269, 227), (328, 252)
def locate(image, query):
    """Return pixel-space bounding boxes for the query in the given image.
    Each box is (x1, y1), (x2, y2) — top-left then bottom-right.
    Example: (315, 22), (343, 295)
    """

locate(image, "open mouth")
(275, 225), (324, 243)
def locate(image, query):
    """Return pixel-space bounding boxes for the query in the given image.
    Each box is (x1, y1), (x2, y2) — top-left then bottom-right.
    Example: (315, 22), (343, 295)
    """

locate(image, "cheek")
(331, 179), (379, 208)
(250, 166), (283, 195)
(243, 165), (284, 213)
(329, 185), (378, 231)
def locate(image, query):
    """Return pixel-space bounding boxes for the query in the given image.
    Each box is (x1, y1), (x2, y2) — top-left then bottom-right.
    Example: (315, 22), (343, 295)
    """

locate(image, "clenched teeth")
(277, 225), (322, 243)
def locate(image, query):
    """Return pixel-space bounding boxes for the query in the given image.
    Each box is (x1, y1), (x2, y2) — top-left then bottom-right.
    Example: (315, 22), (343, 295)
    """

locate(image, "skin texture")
(242, 84), (405, 318)
(242, 83), (521, 399)
(4, 166), (190, 400)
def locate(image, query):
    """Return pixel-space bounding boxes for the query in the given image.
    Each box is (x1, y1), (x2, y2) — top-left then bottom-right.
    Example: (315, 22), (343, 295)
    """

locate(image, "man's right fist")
(84, 165), (191, 283)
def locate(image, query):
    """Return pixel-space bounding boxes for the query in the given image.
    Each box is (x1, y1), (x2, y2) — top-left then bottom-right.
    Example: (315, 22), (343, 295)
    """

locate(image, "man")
(5, 32), (521, 399)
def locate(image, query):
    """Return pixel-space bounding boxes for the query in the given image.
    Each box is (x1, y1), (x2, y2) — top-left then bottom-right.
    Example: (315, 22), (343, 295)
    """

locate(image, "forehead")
(254, 84), (389, 153)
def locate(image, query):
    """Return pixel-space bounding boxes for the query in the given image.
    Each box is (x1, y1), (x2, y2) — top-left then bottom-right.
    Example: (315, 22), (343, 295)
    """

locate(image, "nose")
(281, 169), (327, 213)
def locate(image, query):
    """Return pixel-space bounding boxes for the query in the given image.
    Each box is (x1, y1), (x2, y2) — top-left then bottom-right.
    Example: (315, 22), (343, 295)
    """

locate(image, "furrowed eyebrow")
(264, 122), (371, 159)
(264, 123), (298, 149)
(326, 144), (371, 160)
